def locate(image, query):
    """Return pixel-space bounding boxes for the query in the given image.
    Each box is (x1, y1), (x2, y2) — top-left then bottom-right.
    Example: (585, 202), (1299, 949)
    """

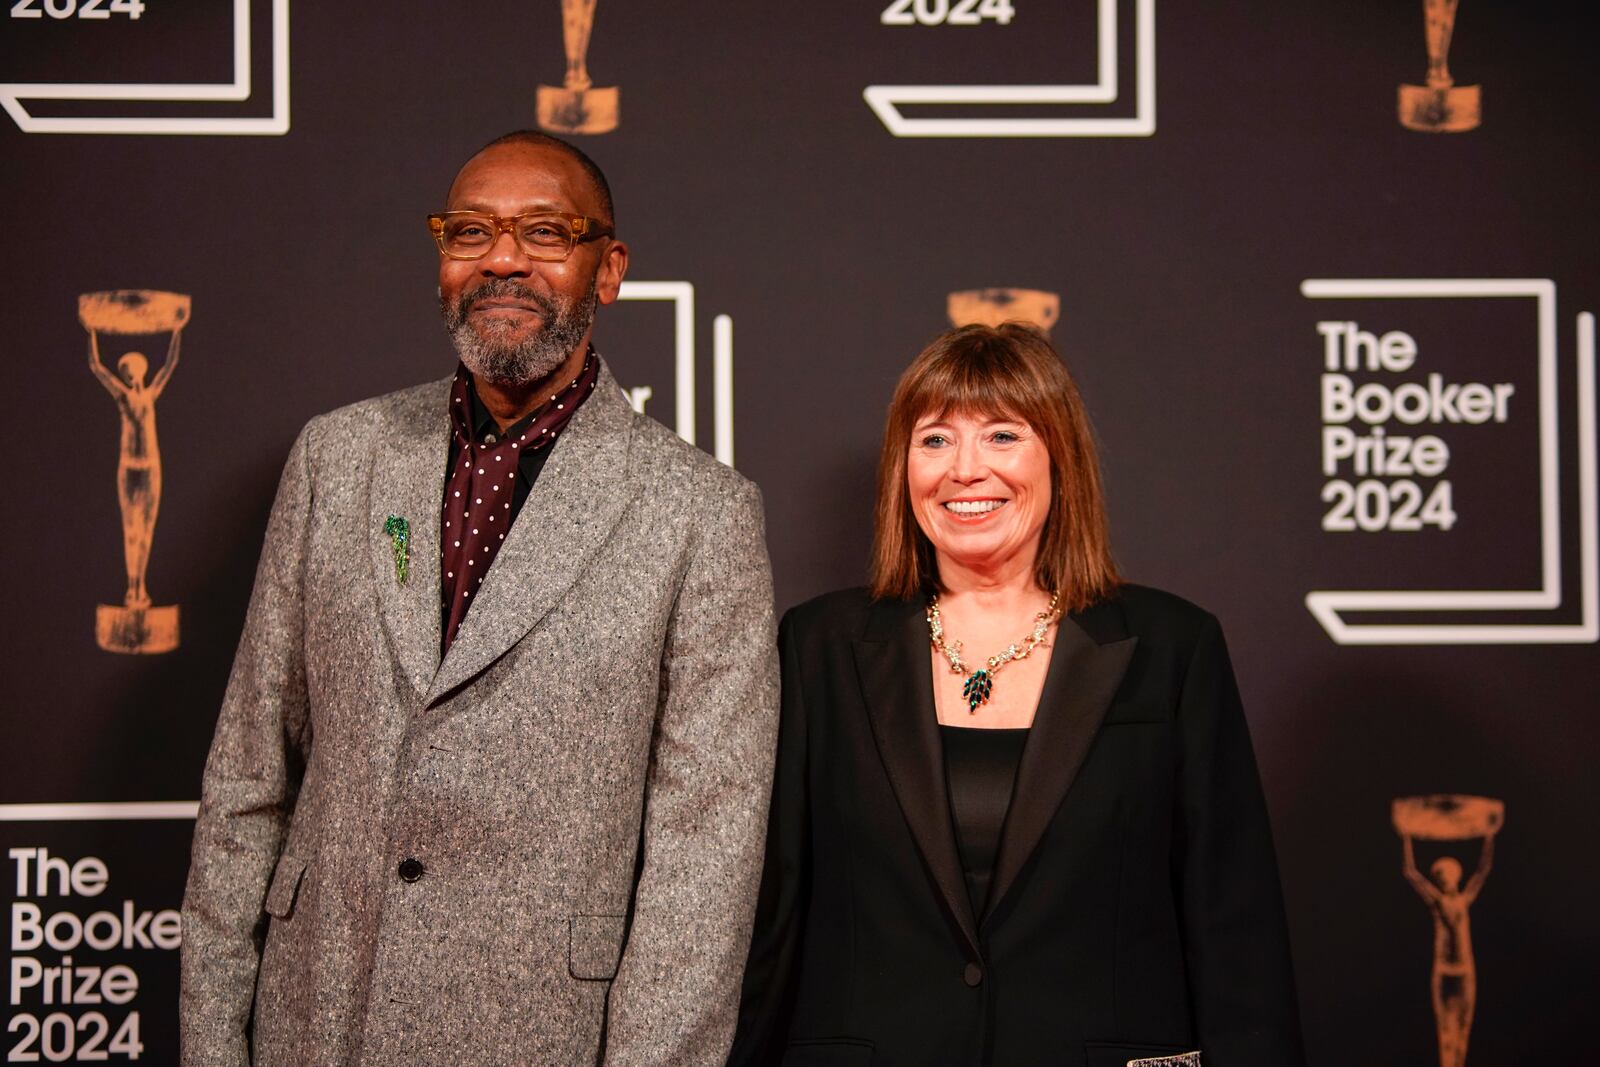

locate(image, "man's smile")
(471, 298), (544, 315)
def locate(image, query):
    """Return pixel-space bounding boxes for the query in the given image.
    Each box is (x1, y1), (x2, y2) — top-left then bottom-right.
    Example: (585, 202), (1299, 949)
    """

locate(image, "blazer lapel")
(425, 363), (639, 707)
(854, 598), (981, 959)
(368, 378), (451, 699)
(984, 605), (1137, 924)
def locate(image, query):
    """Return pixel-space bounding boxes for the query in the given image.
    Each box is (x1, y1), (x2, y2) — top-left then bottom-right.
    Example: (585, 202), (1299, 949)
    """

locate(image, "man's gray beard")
(442, 276), (597, 387)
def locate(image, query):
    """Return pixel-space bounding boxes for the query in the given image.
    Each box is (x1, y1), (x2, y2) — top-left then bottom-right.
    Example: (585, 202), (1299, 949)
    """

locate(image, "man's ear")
(595, 240), (630, 306)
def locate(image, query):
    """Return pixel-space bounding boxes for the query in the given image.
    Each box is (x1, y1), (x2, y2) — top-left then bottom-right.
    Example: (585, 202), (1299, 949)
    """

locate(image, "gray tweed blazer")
(179, 359), (779, 1066)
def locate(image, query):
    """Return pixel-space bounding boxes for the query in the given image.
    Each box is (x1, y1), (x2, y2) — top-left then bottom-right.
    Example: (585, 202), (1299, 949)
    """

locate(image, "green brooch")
(383, 515), (410, 584)
(962, 668), (994, 713)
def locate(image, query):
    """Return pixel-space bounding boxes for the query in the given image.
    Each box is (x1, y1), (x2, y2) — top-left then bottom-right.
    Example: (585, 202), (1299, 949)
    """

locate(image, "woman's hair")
(868, 322), (1121, 611)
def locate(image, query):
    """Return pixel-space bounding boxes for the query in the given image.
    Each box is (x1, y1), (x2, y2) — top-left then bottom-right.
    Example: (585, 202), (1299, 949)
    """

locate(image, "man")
(180, 131), (779, 1066)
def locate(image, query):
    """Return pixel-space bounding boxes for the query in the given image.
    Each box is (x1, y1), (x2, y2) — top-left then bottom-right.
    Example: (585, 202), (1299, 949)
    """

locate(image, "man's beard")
(441, 276), (597, 387)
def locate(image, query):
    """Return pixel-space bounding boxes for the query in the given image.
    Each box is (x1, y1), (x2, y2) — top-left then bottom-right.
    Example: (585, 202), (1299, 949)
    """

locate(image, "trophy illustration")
(537, 0), (618, 135)
(1399, 0), (1480, 132)
(1392, 794), (1503, 1067)
(83, 290), (187, 654)
(947, 288), (1061, 334)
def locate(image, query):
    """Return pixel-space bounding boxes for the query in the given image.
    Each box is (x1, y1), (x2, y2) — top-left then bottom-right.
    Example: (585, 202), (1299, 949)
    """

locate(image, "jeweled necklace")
(927, 590), (1061, 713)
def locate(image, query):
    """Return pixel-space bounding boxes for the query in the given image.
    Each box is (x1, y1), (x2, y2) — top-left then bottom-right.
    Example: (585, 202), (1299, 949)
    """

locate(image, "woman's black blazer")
(730, 585), (1305, 1067)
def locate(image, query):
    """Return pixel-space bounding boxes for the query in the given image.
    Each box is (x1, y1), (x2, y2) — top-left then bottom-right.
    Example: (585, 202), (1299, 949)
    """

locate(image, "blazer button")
(963, 962), (983, 987)
(398, 857), (424, 883)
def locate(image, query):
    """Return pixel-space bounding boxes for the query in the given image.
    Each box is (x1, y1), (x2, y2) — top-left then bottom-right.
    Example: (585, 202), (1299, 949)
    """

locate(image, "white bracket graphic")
(0, 0), (289, 135)
(1303, 279), (1597, 645)
(616, 281), (736, 467)
(863, 0), (1155, 137)
(0, 801), (198, 820)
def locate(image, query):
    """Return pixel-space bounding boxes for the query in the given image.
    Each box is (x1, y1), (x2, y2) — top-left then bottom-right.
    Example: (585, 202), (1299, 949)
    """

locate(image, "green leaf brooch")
(383, 515), (410, 585)
(962, 669), (994, 713)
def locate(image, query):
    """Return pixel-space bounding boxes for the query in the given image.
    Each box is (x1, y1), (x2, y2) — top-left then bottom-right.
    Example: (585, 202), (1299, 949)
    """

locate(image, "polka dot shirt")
(439, 350), (600, 652)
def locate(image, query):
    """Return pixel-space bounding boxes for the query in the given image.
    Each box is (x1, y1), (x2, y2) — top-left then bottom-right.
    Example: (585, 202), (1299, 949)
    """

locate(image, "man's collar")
(466, 381), (517, 443)
(462, 345), (595, 444)
(463, 374), (543, 445)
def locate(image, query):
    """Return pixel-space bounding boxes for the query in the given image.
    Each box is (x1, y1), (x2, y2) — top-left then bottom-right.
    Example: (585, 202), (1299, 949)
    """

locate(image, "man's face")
(438, 142), (628, 387)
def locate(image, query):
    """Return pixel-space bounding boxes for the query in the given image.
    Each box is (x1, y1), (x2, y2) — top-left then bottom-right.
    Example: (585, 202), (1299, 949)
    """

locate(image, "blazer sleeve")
(179, 425), (316, 1067)
(601, 475), (781, 1066)
(1176, 614), (1306, 1065)
(727, 609), (812, 1065)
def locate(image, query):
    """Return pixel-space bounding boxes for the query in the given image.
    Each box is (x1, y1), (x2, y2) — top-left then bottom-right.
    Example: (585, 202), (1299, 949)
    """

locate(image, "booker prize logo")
(1301, 280), (1597, 645)
(83, 290), (187, 655)
(2, 0), (290, 135)
(947, 288), (1060, 334)
(2, 801), (196, 1063)
(1399, 0), (1479, 133)
(864, 0), (1156, 137)
(1392, 795), (1503, 1067)
(537, 0), (617, 135)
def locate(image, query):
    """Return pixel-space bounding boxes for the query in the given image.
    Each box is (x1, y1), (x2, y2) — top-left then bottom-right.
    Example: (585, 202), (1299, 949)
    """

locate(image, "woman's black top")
(729, 587), (1308, 1066)
(939, 724), (1029, 916)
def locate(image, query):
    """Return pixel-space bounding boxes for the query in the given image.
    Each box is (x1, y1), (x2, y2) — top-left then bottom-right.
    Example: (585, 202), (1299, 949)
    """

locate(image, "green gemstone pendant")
(383, 514), (410, 585)
(963, 668), (994, 713)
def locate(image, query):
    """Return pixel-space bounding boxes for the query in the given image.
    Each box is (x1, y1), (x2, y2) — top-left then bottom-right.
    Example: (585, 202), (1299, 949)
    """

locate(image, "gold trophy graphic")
(537, 0), (618, 135)
(947, 288), (1061, 334)
(1399, 0), (1480, 132)
(83, 289), (187, 654)
(1392, 794), (1502, 1067)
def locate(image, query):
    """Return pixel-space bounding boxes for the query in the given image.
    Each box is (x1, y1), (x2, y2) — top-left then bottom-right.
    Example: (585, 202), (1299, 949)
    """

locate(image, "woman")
(731, 324), (1304, 1066)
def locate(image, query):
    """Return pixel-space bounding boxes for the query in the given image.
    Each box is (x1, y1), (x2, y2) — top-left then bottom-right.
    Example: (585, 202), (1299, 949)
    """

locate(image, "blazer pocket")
(781, 1038), (875, 1066)
(1083, 1042), (1197, 1067)
(264, 853), (307, 919)
(1101, 711), (1171, 726)
(567, 915), (627, 980)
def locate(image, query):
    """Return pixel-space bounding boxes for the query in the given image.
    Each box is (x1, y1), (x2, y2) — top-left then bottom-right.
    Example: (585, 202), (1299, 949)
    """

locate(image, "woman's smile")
(941, 497), (1009, 518)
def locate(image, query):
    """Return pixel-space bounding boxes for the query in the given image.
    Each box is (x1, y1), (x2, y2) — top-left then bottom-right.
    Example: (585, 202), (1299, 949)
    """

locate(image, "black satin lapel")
(854, 600), (980, 956)
(984, 617), (1137, 923)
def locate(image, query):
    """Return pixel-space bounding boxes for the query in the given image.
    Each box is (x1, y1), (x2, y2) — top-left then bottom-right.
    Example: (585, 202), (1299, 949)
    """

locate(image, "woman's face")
(907, 409), (1053, 578)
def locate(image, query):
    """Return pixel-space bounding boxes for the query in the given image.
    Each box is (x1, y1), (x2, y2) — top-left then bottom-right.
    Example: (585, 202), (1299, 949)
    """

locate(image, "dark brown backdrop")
(3, 2), (1597, 1062)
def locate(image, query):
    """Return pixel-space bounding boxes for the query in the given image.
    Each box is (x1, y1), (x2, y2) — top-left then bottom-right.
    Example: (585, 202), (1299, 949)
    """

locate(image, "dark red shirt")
(439, 350), (599, 651)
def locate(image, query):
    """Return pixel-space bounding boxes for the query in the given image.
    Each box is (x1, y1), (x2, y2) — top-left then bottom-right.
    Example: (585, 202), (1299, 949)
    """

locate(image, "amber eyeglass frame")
(427, 211), (613, 262)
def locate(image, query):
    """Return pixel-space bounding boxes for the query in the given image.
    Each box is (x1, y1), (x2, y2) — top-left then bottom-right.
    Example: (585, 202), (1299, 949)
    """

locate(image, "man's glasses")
(427, 211), (612, 262)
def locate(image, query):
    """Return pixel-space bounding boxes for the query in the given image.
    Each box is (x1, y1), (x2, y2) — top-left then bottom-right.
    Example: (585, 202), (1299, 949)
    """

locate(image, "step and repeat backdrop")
(3, 1), (1596, 1063)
